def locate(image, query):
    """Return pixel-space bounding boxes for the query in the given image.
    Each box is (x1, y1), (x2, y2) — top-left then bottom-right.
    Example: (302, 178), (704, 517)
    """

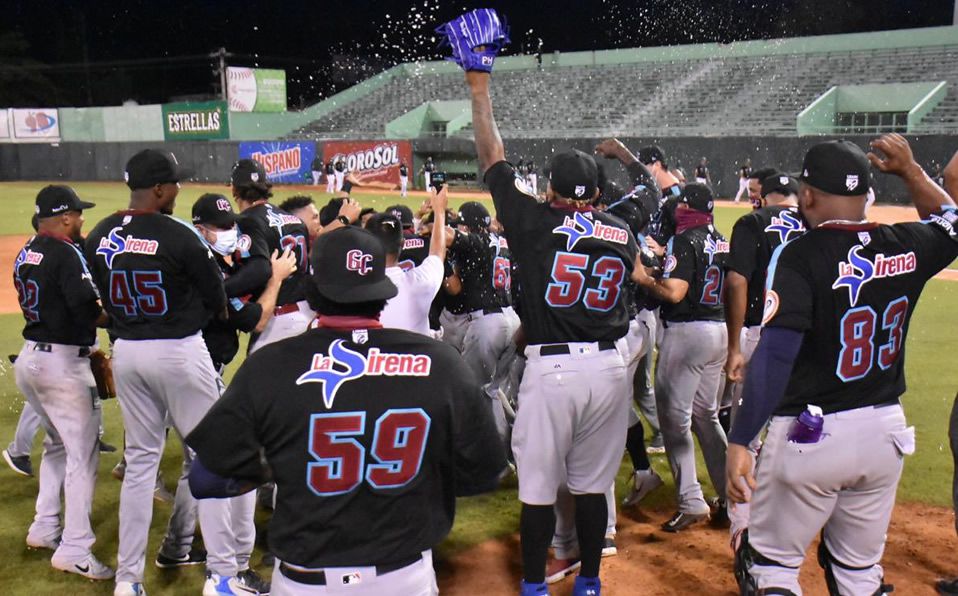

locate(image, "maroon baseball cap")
(310, 227), (397, 303)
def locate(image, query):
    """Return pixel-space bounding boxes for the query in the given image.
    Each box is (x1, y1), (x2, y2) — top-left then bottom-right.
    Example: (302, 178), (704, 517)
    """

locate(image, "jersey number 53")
(545, 252), (625, 312)
(306, 408), (431, 496)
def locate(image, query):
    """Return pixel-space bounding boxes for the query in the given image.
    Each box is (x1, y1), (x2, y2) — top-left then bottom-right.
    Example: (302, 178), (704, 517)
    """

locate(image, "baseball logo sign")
(346, 249), (373, 276)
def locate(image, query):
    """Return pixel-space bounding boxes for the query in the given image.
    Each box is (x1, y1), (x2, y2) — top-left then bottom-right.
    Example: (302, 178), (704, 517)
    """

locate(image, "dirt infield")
(437, 501), (958, 595)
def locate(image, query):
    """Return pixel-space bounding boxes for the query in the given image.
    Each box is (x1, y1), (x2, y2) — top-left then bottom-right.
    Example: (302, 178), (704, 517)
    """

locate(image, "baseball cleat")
(26, 532), (61, 550)
(114, 581), (147, 596)
(621, 468), (663, 507)
(153, 473), (174, 504)
(601, 535), (617, 557)
(237, 568), (270, 595)
(710, 498), (730, 528)
(520, 580), (549, 595)
(203, 571), (259, 595)
(3, 449), (33, 476)
(646, 435), (666, 455)
(545, 556), (581, 584)
(937, 578), (958, 595)
(51, 552), (115, 580)
(155, 547), (207, 568)
(98, 440), (118, 453)
(573, 575), (601, 596)
(111, 460), (126, 481)
(661, 510), (710, 533)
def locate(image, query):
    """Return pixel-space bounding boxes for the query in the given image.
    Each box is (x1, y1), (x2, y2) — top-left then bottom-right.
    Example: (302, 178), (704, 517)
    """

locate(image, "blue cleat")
(573, 575), (601, 596)
(520, 579), (549, 595)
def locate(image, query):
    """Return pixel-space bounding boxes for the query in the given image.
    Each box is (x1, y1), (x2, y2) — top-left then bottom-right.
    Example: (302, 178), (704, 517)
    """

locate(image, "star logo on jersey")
(552, 211), (629, 251)
(832, 245), (917, 306)
(702, 234), (730, 265)
(765, 210), (805, 245)
(95, 227), (159, 268)
(296, 340), (432, 409)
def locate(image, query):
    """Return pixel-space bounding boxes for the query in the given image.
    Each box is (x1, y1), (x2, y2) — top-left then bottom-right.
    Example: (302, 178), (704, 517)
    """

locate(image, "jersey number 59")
(306, 408), (431, 496)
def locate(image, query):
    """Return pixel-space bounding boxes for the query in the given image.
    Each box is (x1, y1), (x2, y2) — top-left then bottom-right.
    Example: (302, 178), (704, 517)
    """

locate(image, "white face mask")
(209, 226), (238, 255)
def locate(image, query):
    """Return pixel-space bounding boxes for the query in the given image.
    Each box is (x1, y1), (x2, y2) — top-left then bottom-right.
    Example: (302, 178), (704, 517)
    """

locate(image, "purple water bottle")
(787, 405), (824, 444)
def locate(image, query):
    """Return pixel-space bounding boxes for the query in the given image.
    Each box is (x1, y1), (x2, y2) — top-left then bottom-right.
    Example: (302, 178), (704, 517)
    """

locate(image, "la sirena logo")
(95, 227), (159, 268)
(296, 339), (432, 408)
(832, 245), (916, 306)
(552, 211), (629, 251)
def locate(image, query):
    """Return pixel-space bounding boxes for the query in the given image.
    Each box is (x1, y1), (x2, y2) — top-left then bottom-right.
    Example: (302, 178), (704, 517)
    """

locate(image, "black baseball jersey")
(325, 161), (335, 175)
(14, 233), (101, 345)
(85, 211), (227, 340)
(335, 160), (345, 172)
(740, 165), (752, 178)
(490, 233), (513, 307)
(235, 203), (310, 306)
(311, 156), (324, 171)
(450, 230), (500, 313)
(694, 164), (708, 178)
(398, 231), (428, 271)
(651, 195), (681, 244)
(661, 223), (729, 323)
(764, 208), (958, 416)
(423, 161), (435, 173)
(399, 164), (408, 177)
(525, 162), (535, 175)
(486, 161), (637, 344)
(186, 326), (506, 568)
(203, 254), (263, 368)
(726, 206), (806, 327)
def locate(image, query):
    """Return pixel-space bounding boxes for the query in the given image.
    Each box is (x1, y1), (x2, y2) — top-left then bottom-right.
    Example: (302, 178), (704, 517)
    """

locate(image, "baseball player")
(421, 156), (435, 190)
(84, 149), (247, 596)
(334, 158), (346, 192)
(399, 161), (409, 197)
(723, 173), (805, 546)
(230, 158), (313, 353)
(695, 158), (712, 186)
(728, 136), (958, 596)
(633, 183), (730, 532)
(13, 185), (113, 580)
(185, 225), (506, 596)
(324, 159), (336, 194)
(734, 159), (752, 203)
(279, 195), (322, 242)
(447, 12), (639, 591)
(745, 167), (783, 210)
(311, 154), (324, 186)
(526, 160), (538, 195)
(386, 204), (430, 270)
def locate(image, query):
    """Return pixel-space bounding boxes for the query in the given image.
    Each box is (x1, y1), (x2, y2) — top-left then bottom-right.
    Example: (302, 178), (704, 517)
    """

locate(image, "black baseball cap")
(761, 174), (799, 198)
(798, 140), (871, 196)
(310, 226), (398, 303)
(320, 198), (345, 227)
(386, 204), (415, 229)
(679, 182), (714, 213)
(35, 185), (95, 218)
(192, 193), (237, 228)
(458, 201), (491, 230)
(125, 149), (194, 190)
(231, 158), (268, 187)
(548, 149), (598, 201)
(637, 145), (666, 166)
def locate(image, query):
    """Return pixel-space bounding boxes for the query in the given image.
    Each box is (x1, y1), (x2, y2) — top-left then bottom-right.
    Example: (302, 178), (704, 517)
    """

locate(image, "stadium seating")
(287, 43), (958, 139)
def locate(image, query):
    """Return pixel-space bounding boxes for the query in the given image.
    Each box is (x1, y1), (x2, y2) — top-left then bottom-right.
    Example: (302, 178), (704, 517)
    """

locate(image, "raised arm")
(428, 187), (448, 260)
(868, 133), (956, 219)
(465, 71), (505, 173)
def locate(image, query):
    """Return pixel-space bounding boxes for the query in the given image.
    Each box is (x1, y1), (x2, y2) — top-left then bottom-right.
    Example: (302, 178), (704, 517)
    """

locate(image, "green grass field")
(0, 181), (955, 593)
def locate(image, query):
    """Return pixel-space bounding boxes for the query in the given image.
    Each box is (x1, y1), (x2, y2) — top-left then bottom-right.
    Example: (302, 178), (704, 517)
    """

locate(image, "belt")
(274, 303), (301, 316)
(538, 341), (616, 356)
(278, 554), (423, 586)
(32, 342), (91, 358)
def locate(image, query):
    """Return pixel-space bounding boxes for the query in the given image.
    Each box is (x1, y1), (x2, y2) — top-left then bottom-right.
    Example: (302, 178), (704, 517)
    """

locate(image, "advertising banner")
(227, 67), (287, 112)
(321, 140), (412, 186)
(239, 141), (317, 184)
(162, 100), (229, 140)
(11, 108), (60, 141)
(0, 110), (9, 139)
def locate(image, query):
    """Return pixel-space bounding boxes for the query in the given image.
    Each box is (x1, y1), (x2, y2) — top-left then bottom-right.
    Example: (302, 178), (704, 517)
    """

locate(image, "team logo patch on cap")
(124, 172), (130, 182)
(216, 199), (231, 211)
(250, 172), (260, 182)
(574, 185), (586, 197)
(296, 339), (432, 408)
(779, 176), (789, 185)
(832, 245), (916, 306)
(845, 175), (859, 191)
(346, 250), (373, 276)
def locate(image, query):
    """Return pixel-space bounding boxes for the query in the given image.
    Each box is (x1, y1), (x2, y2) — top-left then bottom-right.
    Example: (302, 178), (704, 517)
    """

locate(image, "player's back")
(661, 224), (728, 323)
(236, 327), (502, 567)
(236, 203), (310, 305)
(85, 211), (226, 340)
(767, 218), (958, 415)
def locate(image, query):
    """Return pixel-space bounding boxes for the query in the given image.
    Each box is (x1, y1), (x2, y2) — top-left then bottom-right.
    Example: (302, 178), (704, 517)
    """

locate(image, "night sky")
(2, 0), (954, 108)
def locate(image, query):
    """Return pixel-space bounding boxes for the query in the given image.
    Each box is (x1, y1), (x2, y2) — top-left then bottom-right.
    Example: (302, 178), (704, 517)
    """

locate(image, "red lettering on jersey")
(873, 252), (917, 279)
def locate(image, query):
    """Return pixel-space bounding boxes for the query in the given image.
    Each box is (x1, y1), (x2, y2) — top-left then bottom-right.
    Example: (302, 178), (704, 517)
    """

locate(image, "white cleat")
(51, 551), (115, 580)
(114, 581), (148, 595)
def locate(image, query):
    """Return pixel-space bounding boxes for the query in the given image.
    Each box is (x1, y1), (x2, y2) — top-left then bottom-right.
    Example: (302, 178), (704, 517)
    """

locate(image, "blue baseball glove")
(436, 8), (510, 73)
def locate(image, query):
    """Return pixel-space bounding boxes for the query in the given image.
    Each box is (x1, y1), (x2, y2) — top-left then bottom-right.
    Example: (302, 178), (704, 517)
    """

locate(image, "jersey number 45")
(306, 408), (431, 496)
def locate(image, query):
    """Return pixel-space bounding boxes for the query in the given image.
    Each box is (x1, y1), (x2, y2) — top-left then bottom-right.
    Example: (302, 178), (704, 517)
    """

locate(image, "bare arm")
(318, 198), (362, 236)
(631, 261), (689, 303)
(429, 187), (448, 260)
(945, 150), (958, 201)
(724, 271), (749, 382)
(868, 133), (956, 219)
(465, 71), (505, 173)
(252, 249), (298, 333)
